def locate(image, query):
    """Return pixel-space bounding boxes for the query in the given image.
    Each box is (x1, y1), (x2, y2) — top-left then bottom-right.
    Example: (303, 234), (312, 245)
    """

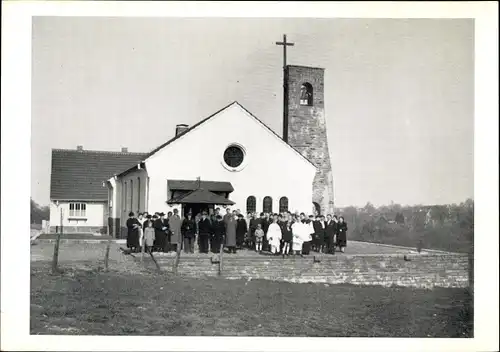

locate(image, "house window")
(279, 197), (289, 213)
(300, 83), (313, 106)
(263, 196), (273, 214)
(246, 196), (256, 213)
(69, 203), (87, 217)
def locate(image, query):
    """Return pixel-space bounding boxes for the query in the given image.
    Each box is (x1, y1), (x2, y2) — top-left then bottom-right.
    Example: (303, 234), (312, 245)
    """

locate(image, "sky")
(31, 17), (474, 207)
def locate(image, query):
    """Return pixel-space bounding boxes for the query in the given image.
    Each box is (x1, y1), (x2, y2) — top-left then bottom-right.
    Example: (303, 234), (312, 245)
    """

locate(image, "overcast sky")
(31, 17), (473, 207)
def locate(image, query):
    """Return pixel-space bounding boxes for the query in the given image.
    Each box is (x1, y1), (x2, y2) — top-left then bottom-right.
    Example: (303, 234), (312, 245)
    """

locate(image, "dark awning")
(167, 188), (235, 205)
(167, 179), (234, 193)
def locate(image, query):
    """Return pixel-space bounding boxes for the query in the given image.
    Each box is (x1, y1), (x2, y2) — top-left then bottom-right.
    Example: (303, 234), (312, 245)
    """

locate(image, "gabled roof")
(50, 149), (148, 201)
(168, 179), (234, 193)
(116, 101), (315, 177)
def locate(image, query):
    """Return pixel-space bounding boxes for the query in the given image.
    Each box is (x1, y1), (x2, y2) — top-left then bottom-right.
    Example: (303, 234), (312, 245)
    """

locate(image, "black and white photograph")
(1, 2), (498, 351)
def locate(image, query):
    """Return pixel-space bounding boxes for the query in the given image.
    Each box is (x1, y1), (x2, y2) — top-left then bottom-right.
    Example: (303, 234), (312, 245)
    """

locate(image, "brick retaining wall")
(142, 253), (469, 289)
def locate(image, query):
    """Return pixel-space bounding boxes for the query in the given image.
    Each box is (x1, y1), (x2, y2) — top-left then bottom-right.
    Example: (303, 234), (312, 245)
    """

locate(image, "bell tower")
(285, 65), (334, 215)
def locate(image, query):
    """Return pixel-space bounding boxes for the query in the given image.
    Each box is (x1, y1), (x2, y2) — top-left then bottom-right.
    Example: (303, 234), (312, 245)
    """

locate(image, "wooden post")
(173, 235), (182, 275)
(104, 235), (112, 272)
(218, 241), (224, 276)
(51, 208), (63, 274)
(148, 249), (161, 272)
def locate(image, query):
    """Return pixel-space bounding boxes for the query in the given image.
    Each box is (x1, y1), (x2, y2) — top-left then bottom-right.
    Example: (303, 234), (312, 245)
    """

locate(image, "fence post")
(51, 208), (63, 274)
(104, 236), (112, 272)
(218, 240), (224, 276)
(173, 232), (182, 275)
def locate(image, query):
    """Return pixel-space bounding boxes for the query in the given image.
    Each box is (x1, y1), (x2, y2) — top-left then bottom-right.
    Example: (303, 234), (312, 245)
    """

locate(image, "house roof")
(168, 179), (234, 193)
(167, 188), (235, 205)
(50, 149), (148, 201)
(115, 101), (315, 177)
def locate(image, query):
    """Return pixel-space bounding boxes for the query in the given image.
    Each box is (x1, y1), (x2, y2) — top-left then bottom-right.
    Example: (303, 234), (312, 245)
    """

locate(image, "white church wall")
(145, 103), (316, 215)
(49, 201), (106, 233)
(117, 168), (148, 226)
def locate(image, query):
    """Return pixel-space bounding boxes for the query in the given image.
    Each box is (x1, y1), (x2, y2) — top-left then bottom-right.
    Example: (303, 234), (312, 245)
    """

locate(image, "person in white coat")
(137, 213), (145, 249)
(267, 214), (282, 255)
(291, 215), (305, 257)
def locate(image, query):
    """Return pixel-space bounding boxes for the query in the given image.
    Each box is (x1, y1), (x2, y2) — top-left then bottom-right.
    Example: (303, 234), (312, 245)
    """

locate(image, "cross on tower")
(275, 34), (295, 68)
(275, 34), (295, 143)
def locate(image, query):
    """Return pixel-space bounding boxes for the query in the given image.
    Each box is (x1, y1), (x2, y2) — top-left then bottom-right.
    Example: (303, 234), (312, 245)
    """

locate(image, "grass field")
(31, 262), (472, 337)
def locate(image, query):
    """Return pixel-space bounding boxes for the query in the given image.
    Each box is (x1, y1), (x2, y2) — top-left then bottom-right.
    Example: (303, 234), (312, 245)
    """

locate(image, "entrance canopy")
(167, 188), (235, 205)
(168, 179), (234, 193)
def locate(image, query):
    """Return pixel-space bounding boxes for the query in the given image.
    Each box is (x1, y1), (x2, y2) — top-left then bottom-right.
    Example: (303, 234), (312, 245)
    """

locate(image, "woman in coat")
(212, 215), (226, 253)
(225, 214), (238, 253)
(126, 212), (141, 252)
(336, 216), (348, 253)
(236, 214), (247, 249)
(181, 213), (196, 254)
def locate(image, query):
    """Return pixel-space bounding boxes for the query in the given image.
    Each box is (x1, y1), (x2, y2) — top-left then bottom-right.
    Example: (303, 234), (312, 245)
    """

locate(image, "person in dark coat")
(259, 212), (269, 252)
(225, 213), (238, 253)
(325, 214), (336, 254)
(212, 215), (226, 253)
(236, 214), (247, 249)
(316, 215), (327, 253)
(154, 213), (168, 252)
(181, 213), (196, 254)
(249, 213), (260, 250)
(312, 215), (322, 252)
(337, 216), (348, 253)
(126, 212), (141, 252)
(197, 212), (212, 254)
(301, 214), (314, 255)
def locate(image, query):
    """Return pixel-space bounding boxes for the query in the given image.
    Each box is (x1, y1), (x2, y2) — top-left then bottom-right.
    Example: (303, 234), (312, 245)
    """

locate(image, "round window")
(223, 145), (245, 168)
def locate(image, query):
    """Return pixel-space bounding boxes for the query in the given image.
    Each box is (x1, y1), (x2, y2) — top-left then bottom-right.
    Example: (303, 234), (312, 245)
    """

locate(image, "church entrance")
(182, 203), (214, 217)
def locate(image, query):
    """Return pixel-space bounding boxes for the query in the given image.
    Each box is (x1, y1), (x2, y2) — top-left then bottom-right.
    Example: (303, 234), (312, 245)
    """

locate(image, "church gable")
(144, 101), (316, 171)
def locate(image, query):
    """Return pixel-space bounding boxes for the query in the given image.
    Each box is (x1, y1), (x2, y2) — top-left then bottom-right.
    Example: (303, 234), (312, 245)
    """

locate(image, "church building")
(49, 65), (335, 237)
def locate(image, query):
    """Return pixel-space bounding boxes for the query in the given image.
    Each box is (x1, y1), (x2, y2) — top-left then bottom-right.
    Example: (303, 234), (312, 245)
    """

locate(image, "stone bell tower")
(285, 65), (334, 215)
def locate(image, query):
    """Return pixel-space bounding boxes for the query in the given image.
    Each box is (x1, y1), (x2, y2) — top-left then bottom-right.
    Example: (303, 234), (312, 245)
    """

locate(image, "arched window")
(263, 196), (273, 214)
(246, 196), (256, 214)
(279, 197), (289, 213)
(300, 82), (313, 106)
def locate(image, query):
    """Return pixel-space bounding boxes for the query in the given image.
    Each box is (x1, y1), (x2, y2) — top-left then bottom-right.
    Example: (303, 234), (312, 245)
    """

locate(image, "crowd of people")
(126, 207), (348, 257)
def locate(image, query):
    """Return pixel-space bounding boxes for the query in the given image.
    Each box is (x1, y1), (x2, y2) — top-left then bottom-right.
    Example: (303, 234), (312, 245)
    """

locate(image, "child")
(254, 223), (265, 253)
(143, 217), (155, 253)
(267, 214), (282, 255)
(291, 216), (304, 257)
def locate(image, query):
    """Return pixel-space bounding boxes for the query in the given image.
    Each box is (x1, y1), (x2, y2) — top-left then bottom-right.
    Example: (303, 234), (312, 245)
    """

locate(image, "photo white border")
(1, 1), (498, 351)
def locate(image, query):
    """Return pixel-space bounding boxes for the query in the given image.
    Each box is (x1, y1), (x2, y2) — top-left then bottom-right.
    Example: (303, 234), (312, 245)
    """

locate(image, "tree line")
(31, 198), (49, 224)
(335, 199), (474, 253)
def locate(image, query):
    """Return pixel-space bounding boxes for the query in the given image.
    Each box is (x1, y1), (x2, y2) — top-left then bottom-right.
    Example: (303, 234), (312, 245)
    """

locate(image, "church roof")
(167, 188), (235, 205)
(115, 101), (315, 177)
(50, 149), (148, 201)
